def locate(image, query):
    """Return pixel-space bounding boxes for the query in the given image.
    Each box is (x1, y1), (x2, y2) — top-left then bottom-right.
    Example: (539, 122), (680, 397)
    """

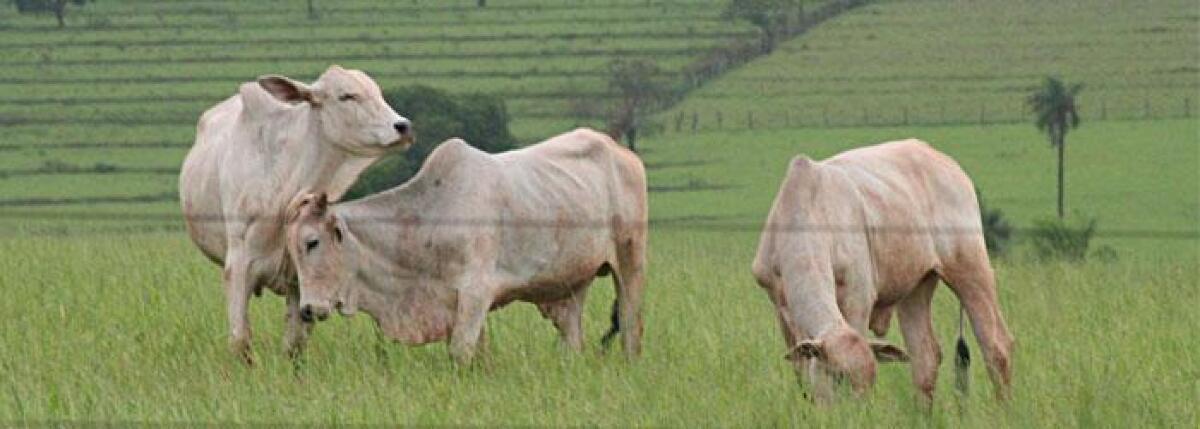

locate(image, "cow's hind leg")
(898, 273), (943, 408)
(941, 259), (1014, 400)
(612, 237), (646, 359)
(536, 287), (589, 352)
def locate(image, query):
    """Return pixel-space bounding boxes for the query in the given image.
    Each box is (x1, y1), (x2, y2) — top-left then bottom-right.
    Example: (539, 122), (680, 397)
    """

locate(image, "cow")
(751, 139), (1014, 405)
(179, 65), (413, 364)
(283, 129), (648, 364)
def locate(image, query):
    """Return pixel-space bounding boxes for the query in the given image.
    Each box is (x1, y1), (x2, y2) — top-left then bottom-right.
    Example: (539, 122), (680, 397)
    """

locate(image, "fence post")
(675, 111), (684, 132)
(784, 110), (791, 127)
(716, 111), (723, 129)
(823, 107), (829, 127)
(691, 112), (698, 132)
(748, 111), (754, 129)
(902, 106), (908, 125)
(940, 104), (945, 124)
(1185, 97), (1191, 118)
(862, 107), (868, 125)
(979, 104), (986, 125)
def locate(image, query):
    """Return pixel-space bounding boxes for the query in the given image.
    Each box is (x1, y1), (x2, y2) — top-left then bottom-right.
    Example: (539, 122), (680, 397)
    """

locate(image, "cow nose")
(393, 120), (411, 135)
(300, 305), (315, 323)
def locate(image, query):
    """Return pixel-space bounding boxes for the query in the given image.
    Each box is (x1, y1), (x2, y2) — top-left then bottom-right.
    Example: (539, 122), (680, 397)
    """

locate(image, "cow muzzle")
(387, 119), (414, 147)
(299, 304), (331, 323)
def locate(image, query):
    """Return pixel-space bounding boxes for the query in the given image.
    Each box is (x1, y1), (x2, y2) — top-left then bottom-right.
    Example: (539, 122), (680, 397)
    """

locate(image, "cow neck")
(332, 196), (455, 343)
(270, 108), (374, 204)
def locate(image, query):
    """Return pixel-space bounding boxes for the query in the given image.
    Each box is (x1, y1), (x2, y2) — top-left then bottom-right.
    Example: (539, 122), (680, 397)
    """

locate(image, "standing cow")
(284, 129), (647, 364)
(751, 139), (1013, 404)
(179, 65), (413, 364)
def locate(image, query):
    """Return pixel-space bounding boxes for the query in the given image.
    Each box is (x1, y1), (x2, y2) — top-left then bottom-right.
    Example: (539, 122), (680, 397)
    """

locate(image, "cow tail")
(600, 299), (620, 349)
(955, 304), (971, 396)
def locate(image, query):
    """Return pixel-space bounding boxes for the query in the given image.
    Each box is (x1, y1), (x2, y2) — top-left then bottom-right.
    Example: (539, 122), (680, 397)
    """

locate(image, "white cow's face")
(258, 65), (414, 157)
(286, 192), (347, 323)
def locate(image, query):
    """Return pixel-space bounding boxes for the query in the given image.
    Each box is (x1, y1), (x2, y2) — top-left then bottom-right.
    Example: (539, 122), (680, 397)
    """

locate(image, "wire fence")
(1, 209), (1197, 242)
(660, 97), (1198, 132)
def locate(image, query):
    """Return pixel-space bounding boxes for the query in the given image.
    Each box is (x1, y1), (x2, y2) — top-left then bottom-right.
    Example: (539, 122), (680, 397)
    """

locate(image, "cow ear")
(785, 339), (824, 361)
(330, 215), (344, 243)
(285, 192), (314, 223)
(869, 339), (909, 363)
(257, 75), (314, 104)
(312, 192), (329, 214)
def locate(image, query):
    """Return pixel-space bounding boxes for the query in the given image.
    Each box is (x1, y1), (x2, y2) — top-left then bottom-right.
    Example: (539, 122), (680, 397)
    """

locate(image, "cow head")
(257, 65), (414, 156)
(285, 192), (348, 323)
(785, 326), (908, 396)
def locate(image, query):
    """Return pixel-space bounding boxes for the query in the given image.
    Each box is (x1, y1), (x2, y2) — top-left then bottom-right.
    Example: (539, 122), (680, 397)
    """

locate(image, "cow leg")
(942, 261), (1014, 400)
(283, 286), (313, 360)
(897, 274), (943, 408)
(612, 245), (645, 359)
(448, 288), (493, 366)
(223, 255), (255, 365)
(536, 288), (589, 352)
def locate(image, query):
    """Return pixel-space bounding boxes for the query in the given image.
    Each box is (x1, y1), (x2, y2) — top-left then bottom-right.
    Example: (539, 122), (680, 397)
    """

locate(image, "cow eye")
(304, 238), (320, 253)
(337, 93), (359, 102)
(333, 226), (344, 243)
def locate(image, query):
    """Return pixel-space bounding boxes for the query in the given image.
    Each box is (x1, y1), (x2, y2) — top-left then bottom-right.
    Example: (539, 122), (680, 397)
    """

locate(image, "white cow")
(284, 129), (648, 364)
(179, 65), (413, 364)
(752, 139), (1013, 404)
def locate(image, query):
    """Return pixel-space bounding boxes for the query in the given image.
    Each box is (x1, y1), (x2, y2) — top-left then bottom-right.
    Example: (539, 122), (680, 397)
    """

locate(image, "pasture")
(661, 0), (1199, 129)
(0, 0), (1197, 426)
(1, 119), (1197, 426)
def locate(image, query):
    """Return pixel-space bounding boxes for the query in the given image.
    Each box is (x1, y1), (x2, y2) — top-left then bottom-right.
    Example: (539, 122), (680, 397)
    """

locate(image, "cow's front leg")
(449, 289), (493, 366)
(536, 289), (588, 352)
(283, 286), (314, 360)
(223, 253), (256, 365)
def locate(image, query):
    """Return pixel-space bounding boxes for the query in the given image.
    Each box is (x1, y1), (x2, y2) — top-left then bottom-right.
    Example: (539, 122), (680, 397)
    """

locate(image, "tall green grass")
(0, 227), (1195, 425)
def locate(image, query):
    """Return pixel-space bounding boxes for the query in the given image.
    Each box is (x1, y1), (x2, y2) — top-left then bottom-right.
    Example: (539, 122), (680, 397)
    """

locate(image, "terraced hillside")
(0, 0), (791, 232)
(660, 0), (1199, 130)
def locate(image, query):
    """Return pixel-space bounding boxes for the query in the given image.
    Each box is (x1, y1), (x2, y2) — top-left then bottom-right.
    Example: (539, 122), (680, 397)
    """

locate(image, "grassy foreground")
(1, 119), (1196, 425)
(0, 231), (1195, 426)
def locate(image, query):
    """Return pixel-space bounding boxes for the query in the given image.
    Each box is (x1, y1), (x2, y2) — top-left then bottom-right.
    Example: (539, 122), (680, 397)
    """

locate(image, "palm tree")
(1027, 77), (1083, 219)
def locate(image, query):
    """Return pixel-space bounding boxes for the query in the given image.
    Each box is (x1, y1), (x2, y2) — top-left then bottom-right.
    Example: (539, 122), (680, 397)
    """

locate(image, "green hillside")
(661, 0), (1199, 130)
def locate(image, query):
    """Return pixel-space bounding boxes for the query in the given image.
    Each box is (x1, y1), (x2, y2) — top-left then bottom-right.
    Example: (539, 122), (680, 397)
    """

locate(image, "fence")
(660, 97), (1197, 133)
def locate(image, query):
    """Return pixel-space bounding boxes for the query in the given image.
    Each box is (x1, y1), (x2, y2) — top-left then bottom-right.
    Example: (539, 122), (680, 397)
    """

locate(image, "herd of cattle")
(179, 65), (1013, 405)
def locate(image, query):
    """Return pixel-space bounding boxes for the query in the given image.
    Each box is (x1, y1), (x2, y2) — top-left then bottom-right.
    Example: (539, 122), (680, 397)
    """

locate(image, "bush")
(344, 85), (518, 200)
(1029, 216), (1097, 262)
(978, 191), (1012, 257)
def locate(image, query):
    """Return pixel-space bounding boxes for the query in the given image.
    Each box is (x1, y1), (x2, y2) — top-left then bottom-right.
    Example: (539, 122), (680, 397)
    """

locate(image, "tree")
(605, 59), (671, 153)
(344, 85), (518, 200)
(1026, 76), (1083, 219)
(12, 0), (93, 28)
(722, 0), (798, 53)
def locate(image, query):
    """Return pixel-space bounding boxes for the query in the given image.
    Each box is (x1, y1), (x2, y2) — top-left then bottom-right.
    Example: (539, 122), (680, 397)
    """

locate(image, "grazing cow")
(179, 65), (413, 364)
(751, 139), (1013, 404)
(284, 129), (648, 364)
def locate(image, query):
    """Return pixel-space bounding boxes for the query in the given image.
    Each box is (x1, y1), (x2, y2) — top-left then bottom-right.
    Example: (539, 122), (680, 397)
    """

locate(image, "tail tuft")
(954, 306), (971, 396)
(600, 300), (620, 348)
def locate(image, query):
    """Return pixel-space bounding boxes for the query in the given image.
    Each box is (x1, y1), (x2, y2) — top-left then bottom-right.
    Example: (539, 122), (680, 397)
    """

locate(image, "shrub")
(1028, 216), (1097, 262)
(978, 191), (1012, 257)
(344, 85), (518, 200)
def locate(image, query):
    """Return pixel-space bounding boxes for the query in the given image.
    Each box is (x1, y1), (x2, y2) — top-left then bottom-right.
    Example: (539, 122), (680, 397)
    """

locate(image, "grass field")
(1, 0), (1198, 426)
(1, 119), (1196, 425)
(660, 0), (1199, 129)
